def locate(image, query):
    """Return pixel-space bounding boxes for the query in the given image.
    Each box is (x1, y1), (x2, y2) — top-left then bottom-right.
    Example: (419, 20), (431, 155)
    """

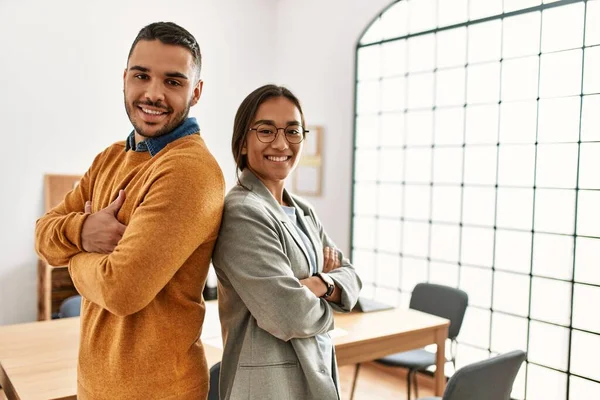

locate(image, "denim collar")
(125, 117), (200, 157)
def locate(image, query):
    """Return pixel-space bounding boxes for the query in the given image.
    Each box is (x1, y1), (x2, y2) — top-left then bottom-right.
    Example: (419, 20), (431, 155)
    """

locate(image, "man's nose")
(144, 79), (165, 104)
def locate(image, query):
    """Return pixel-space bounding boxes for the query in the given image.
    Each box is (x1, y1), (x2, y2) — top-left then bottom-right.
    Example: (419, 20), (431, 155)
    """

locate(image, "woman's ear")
(241, 141), (247, 155)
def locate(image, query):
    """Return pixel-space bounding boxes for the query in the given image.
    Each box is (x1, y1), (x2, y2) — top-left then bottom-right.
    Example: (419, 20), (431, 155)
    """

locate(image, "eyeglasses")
(249, 123), (308, 144)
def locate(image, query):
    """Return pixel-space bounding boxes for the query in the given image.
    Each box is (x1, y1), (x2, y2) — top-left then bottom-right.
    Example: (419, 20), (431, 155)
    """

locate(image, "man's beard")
(125, 97), (191, 139)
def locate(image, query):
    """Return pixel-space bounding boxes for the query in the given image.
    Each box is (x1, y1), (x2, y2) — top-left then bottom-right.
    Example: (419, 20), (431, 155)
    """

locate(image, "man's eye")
(167, 80), (181, 86)
(134, 74), (149, 80)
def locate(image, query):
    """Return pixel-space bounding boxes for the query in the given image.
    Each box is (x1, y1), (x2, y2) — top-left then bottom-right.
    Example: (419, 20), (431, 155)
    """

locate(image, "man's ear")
(190, 80), (203, 106)
(122, 68), (127, 89)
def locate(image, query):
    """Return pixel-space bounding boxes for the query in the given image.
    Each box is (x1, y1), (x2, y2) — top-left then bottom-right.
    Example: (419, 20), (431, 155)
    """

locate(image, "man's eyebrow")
(129, 65), (149, 72)
(165, 72), (189, 80)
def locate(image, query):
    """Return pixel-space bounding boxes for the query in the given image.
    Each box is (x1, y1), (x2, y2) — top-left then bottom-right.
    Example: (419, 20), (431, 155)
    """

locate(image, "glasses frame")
(248, 123), (309, 144)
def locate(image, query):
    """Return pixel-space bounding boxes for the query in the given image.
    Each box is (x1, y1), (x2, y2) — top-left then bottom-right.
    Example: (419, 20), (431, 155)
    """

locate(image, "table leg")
(434, 327), (448, 396)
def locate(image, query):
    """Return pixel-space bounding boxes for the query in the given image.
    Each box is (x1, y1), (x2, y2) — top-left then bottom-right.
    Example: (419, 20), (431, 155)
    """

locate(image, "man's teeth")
(142, 108), (164, 115)
(267, 156), (289, 162)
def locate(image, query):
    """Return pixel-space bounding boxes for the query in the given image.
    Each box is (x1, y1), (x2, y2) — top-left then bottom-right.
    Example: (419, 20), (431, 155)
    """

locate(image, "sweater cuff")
(65, 212), (90, 251)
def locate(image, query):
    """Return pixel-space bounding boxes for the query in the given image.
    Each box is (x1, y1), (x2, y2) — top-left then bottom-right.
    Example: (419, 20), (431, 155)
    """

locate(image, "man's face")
(123, 40), (202, 140)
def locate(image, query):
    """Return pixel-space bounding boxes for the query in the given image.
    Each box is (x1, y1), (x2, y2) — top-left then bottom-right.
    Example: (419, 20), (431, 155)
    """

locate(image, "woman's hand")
(322, 246), (341, 273)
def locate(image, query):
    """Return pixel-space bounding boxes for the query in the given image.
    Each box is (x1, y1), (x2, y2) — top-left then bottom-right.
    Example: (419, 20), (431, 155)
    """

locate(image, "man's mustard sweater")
(35, 134), (224, 399)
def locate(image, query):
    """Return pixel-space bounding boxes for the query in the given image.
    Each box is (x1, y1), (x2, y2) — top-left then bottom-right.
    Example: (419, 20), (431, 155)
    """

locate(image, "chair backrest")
(58, 295), (82, 318)
(409, 283), (468, 339)
(442, 350), (526, 400)
(208, 361), (221, 400)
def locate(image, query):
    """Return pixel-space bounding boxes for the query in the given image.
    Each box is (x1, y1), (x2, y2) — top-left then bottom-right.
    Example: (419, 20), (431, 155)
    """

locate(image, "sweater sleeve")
(212, 200), (335, 342)
(68, 154), (224, 317)
(34, 154), (101, 266)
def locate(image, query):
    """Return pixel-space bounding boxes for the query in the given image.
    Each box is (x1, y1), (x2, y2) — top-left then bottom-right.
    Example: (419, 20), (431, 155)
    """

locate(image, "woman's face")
(243, 96), (304, 186)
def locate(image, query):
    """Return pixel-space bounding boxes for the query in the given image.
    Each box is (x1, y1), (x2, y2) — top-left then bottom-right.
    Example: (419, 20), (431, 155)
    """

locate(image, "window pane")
(493, 271), (530, 316)
(491, 313), (528, 353)
(377, 184), (403, 218)
(499, 101), (537, 144)
(581, 94), (600, 141)
(458, 308), (491, 349)
(534, 189), (576, 235)
(356, 114), (380, 149)
(408, 0), (437, 34)
(431, 185), (461, 223)
(575, 237), (600, 285)
(380, 1), (408, 41)
(529, 320), (570, 371)
(408, 34), (435, 72)
(464, 146), (497, 185)
(429, 261), (459, 287)
(360, 18), (382, 46)
(539, 50), (583, 98)
(496, 188), (534, 231)
(495, 230), (532, 274)
(381, 40), (407, 78)
(436, 68), (466, 107)
(586, 0), (600, 46)
(438, 0), (468, 27)
(356, 81), (380, 114)
(532, 233), (573, 280)
(375, 253), (401, 289)
(571, 330), (600, 381)
(537, 143), (579, 189)
(573, 284), (600, 333)
(402, 221), (429, 257)
(404, 185), (431, 220)
(497, 145), (536, 187)
(584, 46), (600, 94)
(435, 107), (464, 145)
(503, 12), (541, 59)
(381, 77), (406, 112)
(405, 148), (431, 183)
(378, 148), (403, 183)
(576, 190), (600, 237)
(468, 20), (502, 63)
(526, 364), (568, 400)
(461, 227), (494, 267)
(432, 147), (463, 184)
(501, 56), (539, 101)
(380, 112), (404, 147)
(460, 266), (492, 308)
(353, 182), (378, 216)
(541, 2), (585, 53)
(570, 376), (600, 399)
(531, 277), (572, 325)
(504, 0), (541, 12)
(436, 27), (467, 69)
(407, 72), (435, 109)
(579, 143), (600, 189)
(465, 104), (498, 145)
(401, 256), (428, 291)
(354, 149), (378, 181)
(430, 224), (460, 262)
(377, 218), (402, 253)
(538, 97), (581, 143)
(374, 287), (401, 306)
(467, 62), (501, 104)
(353, 216), (376, 249)
(357, 45), (381, 80)
(352, 249), (375, 284)
(469, 0), (502, 20)
(406, 110), (433, 145)
(462, 187), (496, 227)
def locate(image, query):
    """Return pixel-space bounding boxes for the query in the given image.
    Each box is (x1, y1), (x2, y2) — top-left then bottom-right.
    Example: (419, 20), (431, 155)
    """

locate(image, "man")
(35, 22), (224, 399)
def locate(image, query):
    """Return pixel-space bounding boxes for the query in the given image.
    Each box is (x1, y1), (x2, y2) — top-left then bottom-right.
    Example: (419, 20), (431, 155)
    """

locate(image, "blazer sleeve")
(212, 200), (335, 342)
(308, 207), (362, 313)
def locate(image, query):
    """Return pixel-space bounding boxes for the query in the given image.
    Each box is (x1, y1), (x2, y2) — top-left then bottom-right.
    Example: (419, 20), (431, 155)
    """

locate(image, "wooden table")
(0, 302), (449, 400)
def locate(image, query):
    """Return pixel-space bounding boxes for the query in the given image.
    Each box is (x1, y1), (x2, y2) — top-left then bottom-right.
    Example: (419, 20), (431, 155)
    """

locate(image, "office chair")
(350, 283), (468, 400)
(208, 361), (221, 400)
(58, 295), (82, 318)
(418, 350), (526, 400)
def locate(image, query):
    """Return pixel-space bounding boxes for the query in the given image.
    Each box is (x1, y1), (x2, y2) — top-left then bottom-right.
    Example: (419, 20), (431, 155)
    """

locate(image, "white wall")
(274, 0), (391, 253)
(0, 0), (277, 325)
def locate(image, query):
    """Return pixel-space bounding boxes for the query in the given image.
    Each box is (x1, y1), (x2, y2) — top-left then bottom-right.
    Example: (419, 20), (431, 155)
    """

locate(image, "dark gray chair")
(208, 361), (220, 400)
(350, 283), (468, 400)
(58, 295), (82, 318)
(418, 350), (526, 400)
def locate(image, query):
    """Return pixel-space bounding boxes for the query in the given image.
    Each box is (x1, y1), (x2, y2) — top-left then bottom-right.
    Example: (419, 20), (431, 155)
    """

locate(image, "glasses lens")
(285, 125), (305, 143)
(255, 124), (277, 142)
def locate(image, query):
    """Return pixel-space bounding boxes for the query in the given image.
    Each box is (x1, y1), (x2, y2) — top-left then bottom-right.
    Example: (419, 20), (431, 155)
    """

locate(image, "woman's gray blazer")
(212, 170), (362, 400)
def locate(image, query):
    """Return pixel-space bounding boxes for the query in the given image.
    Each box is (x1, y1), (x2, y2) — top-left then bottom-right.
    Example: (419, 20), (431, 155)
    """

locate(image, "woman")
(212, 84), (362, 400)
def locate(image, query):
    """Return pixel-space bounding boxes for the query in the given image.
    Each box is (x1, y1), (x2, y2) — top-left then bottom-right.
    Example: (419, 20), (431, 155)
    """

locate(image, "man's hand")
(81, 190), (127, 254)
(323, 246), (341, 273)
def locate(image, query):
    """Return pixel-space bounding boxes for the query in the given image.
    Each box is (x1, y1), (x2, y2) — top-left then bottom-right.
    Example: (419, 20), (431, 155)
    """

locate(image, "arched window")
(351, 1), (600, 398)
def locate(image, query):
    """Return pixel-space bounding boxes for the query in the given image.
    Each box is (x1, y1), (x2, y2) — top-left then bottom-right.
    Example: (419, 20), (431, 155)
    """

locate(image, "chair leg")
(406, 369), (413, 400)
(350, 363), (361, 400)
(413, 370), (419, 399)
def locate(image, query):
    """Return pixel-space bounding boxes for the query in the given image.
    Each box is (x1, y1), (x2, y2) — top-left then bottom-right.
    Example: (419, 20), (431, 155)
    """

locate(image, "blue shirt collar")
(125, 117), (200, 157)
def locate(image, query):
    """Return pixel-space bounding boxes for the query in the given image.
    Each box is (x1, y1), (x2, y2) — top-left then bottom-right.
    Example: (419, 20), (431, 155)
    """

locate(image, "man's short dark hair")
(128, 22), (202, 80)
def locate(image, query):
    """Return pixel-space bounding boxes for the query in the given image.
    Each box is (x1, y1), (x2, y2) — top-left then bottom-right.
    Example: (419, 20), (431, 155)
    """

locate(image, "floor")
(0, 362), (436, 400)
